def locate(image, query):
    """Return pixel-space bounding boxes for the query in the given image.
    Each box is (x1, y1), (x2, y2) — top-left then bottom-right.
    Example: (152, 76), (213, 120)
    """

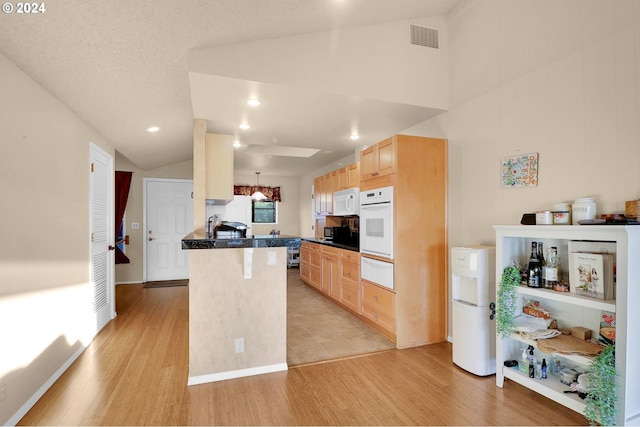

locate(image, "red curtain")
(115, 171), (133, 264)
(234, 185), (281, 202)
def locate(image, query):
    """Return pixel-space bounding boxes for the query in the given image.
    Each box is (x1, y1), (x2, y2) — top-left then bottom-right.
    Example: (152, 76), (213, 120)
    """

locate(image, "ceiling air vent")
(410, 24), (439, 49)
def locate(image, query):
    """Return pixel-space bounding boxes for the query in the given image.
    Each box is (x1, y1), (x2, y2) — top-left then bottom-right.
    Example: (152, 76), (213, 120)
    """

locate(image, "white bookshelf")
(494, 225), (640, 426)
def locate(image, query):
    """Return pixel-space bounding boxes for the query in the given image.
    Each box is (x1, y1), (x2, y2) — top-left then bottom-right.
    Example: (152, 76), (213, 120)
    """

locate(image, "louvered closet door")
(90, 142), (114, 333)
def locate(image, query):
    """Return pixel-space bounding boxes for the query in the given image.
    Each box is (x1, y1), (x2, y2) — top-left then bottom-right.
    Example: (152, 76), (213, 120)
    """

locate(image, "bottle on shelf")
(520, 348), (528, 374)
(541, 358), (547, 379)
(528, 346), (535, 378)
(539, 242), (548, 288)
(527, 242), (542, 288)
(546, 247), (561, 289)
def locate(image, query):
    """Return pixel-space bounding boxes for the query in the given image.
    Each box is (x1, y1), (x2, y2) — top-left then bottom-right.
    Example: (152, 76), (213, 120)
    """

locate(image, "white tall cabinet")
(494, 225), (640, 426)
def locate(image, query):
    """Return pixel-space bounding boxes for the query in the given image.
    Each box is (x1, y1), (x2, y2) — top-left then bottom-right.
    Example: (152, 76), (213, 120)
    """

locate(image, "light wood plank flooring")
(18, 275), (588, 426)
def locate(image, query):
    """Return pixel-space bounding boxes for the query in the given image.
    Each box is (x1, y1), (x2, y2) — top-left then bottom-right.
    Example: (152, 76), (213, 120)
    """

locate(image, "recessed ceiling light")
(147, 126), (160, 133)
(350, 133), (360, 140)
(239, 123), (250, 130)
(233, 140), (241, 147)
(247, 99), (261, 107)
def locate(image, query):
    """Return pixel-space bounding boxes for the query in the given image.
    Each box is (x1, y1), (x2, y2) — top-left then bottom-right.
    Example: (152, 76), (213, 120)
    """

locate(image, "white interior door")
(145, 179), (194, 281)
(90, 142), (115, 332)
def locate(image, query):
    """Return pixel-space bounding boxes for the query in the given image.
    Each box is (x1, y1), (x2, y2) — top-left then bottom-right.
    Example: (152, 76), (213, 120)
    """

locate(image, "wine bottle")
(527, 242), (542, 288)
(538, 242), (548, 288)
(546, 246), (560, 288)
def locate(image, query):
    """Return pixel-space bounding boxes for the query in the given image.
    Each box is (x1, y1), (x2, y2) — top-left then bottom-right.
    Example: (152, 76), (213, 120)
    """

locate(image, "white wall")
(0, 52), (116, 425)
(401, 0), (640, 338)
(189, 17), (449, 110)
(444, 0), (640, 248)
(114, 153), (193, 284)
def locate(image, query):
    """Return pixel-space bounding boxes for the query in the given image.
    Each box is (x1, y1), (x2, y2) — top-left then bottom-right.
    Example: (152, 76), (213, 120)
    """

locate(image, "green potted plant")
(584, 344), (617, 426)
(496, 265), (521, 338)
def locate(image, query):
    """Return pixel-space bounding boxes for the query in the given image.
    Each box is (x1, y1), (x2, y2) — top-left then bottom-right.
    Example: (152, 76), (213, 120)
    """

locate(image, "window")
(252, 200), (277, 224)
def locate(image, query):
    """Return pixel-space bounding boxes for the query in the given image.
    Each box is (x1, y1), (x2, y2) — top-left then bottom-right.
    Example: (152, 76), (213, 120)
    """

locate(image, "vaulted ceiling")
(0, 0), (465, 176)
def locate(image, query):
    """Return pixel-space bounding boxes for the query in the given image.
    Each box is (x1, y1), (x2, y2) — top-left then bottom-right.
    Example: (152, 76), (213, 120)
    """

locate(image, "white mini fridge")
(451, 245), (496, 376)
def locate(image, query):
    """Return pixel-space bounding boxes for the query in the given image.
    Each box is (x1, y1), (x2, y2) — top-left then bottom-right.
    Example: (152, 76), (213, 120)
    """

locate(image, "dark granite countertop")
(182, 232), (301, 250)
(301, 237), (359, 252)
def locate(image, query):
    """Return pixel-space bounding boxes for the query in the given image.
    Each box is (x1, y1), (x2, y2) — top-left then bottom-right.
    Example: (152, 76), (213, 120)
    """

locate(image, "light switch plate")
(131, 222), (140, 229)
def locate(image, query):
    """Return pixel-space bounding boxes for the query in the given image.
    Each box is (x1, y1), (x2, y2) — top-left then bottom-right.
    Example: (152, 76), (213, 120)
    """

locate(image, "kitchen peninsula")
(182, 232), (300, 385)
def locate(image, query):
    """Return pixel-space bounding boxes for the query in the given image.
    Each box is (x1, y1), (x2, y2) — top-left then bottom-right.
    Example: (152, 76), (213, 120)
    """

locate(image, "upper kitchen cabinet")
(313, 162), (359, 214)
(337, 162), (360, 191)
(347, 163), (360, 189)
(360, 137), (396, 187)
(205, 133), (234, 203)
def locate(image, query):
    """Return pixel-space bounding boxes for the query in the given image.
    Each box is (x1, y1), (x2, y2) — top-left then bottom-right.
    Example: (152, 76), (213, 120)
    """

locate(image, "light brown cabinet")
(346, 163), (359, 189)
(313, 177), (322, 215)
(313, 162), (359, 214)
(321, 246), (340, 298)
(335, 162), (360, 191)
(360, 137), (396, 184)
(361, 280), (396, 336)
(204, 133), (234, 202)
(300, 242), (322, 290)
(359, 134), (447, 348)
(339, 250), (360, 314)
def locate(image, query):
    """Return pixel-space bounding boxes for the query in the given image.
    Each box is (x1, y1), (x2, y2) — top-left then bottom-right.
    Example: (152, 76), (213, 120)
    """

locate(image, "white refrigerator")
(451, 246), (496, 376)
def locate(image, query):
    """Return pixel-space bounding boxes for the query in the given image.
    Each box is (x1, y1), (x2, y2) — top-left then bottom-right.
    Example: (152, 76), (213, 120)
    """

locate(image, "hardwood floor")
(18, 279), (588, 426)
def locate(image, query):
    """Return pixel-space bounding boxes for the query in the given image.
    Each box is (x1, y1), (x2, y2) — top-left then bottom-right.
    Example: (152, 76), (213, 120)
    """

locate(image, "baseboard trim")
(5, 345), (87, 426)
(115, 281), (143, 285)
(187, 363), (288, 386)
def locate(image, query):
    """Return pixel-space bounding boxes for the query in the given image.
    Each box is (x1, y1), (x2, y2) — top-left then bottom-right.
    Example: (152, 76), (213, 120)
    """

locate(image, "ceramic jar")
(572, 198), (597, 224)
(552, 203), (571, 225)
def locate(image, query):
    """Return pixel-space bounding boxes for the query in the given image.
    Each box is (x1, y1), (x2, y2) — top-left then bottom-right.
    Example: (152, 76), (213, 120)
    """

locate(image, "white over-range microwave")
(333, 188), (359, 216)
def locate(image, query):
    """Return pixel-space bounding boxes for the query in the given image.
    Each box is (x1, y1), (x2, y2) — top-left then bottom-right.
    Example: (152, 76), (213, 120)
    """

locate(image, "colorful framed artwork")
(501, 152), (538, 188)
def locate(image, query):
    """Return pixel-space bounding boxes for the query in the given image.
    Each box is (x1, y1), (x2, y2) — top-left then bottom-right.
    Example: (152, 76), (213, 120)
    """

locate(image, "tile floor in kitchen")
(286, 268), (396, 365)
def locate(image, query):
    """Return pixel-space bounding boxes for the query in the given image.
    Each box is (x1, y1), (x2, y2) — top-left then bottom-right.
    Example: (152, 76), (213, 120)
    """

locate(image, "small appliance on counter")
(324, 226), (350, 242)
(212, 221), (249, 239)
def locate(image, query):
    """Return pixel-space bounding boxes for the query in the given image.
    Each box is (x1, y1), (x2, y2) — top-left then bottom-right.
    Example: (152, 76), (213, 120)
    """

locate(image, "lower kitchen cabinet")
(300, 241), (322, 290)
(361, 280), (396, 339)
(339, 251), (361, 313)
(321, 246), (340, 299)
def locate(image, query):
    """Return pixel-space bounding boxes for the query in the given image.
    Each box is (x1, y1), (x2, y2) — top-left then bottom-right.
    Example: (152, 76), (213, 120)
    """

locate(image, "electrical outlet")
(268, 251), (277, 265)
(235, 338), (244, 353)
(0, 381), (6, 402)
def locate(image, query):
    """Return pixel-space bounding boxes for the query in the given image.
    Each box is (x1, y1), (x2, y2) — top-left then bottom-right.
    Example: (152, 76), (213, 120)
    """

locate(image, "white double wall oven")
(359, 186), (394, 290)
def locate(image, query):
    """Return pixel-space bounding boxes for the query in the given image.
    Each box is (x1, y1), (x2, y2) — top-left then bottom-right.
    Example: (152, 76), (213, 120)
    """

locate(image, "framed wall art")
(501, 152), (538, 188)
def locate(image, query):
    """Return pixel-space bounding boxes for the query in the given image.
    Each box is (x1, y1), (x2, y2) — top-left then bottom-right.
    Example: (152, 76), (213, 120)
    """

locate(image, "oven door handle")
(360, 202), (391, 210)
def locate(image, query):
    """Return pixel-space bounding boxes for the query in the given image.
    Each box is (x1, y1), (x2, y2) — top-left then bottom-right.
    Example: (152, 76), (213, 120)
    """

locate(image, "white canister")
(552, 203), (571, 225)
(572, 198), (597, 224)
(536, 210), (553, 225)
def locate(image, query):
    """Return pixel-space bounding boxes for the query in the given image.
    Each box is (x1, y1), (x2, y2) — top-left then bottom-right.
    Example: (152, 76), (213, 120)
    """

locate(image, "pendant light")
(251, 172), (267, 200)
